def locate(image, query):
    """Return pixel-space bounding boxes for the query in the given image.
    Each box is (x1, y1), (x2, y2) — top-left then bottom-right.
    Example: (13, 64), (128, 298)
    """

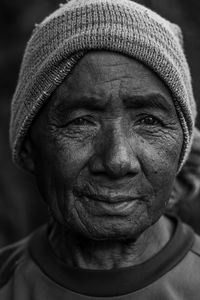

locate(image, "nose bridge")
(102, 122), (137, 177)
(107, 126), (128, 162)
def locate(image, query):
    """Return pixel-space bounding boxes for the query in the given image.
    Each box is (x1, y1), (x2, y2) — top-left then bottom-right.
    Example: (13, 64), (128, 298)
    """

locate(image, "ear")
(20, 137), (35, 173)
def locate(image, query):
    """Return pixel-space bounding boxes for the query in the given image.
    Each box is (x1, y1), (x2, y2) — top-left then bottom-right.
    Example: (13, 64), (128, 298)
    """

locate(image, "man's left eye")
(138, 116), (160, 126)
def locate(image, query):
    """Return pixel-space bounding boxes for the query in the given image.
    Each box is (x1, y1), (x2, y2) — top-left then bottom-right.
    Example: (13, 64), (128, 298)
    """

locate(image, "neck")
(49, 216), (173, 270)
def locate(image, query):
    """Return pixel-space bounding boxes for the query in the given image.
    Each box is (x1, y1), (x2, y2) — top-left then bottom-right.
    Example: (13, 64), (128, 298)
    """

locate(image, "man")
(0, 0), (200, 298)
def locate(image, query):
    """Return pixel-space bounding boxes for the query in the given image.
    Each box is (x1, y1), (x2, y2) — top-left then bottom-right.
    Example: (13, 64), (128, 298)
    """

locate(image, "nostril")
(89, 147), (140, 179)
(89, 131), (140, 178)
(88, 154), (105, 174)
(102, 140), (136, 176)
(103, 156), (134, 178)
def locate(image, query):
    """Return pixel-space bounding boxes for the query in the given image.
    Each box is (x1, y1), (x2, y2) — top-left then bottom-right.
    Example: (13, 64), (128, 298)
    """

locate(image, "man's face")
(28, 51), (183, 240)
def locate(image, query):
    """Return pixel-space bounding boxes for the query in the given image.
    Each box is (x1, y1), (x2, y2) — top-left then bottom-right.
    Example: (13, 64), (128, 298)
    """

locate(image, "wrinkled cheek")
(38, 146), (89, 226)
(46, 168), (76, 225)
(142, 142), (180, 212)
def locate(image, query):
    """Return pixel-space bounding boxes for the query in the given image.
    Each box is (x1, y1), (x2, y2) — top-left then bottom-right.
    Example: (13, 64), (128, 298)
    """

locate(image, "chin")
(67, 214), (153, 242)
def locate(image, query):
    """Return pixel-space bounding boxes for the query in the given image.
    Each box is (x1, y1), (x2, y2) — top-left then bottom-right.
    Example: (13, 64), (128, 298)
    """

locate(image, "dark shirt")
(0, 215), (200, 299)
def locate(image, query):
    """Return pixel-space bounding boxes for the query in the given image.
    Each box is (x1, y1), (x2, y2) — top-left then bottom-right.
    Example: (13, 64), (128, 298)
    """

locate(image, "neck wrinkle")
(48, 215), (173, 270)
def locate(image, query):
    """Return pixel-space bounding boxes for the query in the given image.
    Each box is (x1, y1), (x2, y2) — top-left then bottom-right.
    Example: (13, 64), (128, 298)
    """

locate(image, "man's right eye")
(66, 116), (95, 127)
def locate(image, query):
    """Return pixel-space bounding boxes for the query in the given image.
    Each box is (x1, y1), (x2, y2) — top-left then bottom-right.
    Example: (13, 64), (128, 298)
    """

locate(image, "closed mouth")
(82, 193), (139, 204)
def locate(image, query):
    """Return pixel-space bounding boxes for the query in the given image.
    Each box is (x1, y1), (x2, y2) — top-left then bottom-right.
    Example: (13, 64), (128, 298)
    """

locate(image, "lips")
(83, 193), (137, 204)
(79, 193), (141, 216)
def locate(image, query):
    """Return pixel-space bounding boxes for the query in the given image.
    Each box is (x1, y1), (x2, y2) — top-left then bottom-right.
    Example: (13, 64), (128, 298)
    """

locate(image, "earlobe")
(21, 138), (35, 173)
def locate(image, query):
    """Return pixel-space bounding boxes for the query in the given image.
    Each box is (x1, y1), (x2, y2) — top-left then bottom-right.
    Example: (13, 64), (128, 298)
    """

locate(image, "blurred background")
(1, 0), (200, 247)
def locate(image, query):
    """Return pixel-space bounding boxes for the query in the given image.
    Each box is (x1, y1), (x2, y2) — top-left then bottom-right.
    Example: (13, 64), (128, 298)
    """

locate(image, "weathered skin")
(23, 51), (183, 269)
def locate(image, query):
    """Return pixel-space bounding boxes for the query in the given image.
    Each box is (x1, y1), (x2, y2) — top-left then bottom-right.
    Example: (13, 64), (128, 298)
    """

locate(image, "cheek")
(53, 138), (92, 183)
(36, 133), (91, 180)
(140, 132), (182, 207)
(33, 135), (92, 223)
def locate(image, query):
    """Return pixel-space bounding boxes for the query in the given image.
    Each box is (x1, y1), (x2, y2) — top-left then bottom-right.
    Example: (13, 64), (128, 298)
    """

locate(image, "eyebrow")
(51, 92), (173, 116)
(52, 95), (108, 113)
(123, 93), (173, 113)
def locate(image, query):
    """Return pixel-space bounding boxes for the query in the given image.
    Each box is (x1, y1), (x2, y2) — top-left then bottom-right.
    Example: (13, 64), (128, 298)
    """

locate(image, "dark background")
(1, 0), (200, 247)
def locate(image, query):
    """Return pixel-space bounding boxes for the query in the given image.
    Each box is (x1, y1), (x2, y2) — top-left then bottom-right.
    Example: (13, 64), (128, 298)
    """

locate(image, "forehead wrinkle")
(119, 77), (174, 110)
(53, 94), (108, 112)
(49, 51), (175, 115)
(122, 93), (175, 113)
(50, 76), (125, 110)
(75, 53), (140, 84)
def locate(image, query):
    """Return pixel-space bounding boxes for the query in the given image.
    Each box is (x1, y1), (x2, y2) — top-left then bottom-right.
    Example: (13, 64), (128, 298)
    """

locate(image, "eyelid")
(135, 113), (163, 125)
(69, 116), (93, 125)
(64, 115), (97, 128)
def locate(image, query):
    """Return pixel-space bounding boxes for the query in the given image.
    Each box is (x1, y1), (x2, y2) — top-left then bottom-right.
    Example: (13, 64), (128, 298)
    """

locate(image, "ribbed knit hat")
(10, 0), (196, 171)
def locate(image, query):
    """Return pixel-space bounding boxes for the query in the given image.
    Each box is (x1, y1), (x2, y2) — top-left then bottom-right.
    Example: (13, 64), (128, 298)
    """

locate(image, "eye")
(70, 117), (89, 126)
(138, 115), (161, 126)
(67, 116), (95, 127)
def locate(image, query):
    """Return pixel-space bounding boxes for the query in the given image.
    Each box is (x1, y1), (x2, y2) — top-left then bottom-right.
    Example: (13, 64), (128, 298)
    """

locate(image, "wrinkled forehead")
(50, 51), (176, 115)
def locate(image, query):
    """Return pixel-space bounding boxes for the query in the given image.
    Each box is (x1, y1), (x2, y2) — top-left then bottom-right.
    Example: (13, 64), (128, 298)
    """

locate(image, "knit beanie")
(10, 0), (196, 171)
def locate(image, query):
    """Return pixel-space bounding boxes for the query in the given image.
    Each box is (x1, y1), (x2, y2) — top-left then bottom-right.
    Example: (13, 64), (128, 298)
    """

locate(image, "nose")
(89, 127), (140, 179)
